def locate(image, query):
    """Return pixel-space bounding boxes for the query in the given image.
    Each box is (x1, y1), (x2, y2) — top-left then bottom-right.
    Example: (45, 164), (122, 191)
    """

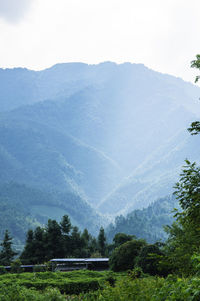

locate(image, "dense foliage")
(159, 160), (200, 275)
(2, 271), (200, 301)
(109, 239), (146, 272)
(106, 195), (177, 243)
(153, 55), (200, 276)
(0, 230), (17, 266)
(20, 215), (107, 264)
(0, 270), (114, 300)
(72, 274), (200, 300)
(0, 183), (104, 250)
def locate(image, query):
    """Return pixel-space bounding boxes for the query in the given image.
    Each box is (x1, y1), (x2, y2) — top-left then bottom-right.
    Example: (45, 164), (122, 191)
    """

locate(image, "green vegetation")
(106, 195), (177, 243)
(0, 270), (117, 300)
(0, 182), (104, 250)
(3, 271), (200, 300)
(20, 215), (107, 264)
(69, 274), (200, 300)
(0, 230), (17, 265)
(109, 239), (146, 272)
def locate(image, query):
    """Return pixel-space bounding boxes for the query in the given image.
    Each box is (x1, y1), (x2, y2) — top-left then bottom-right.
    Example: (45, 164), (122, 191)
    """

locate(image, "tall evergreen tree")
(33, 227), (46, 263)
(70, 226), (84, 257)
(45, 219), (63, 260)
(0, 230), (17, 265)
(60, 215), (72, 257)
(20, 229), (34, 264)
(98, 227), (106, 256)
(60, 215), (71, 235)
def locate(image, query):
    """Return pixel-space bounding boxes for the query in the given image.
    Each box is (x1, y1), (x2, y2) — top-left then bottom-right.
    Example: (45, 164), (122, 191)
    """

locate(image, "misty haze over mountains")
(0, 61), (200, 241)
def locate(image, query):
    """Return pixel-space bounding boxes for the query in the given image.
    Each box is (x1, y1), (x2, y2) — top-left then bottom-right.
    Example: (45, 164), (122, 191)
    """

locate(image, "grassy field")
(0, 270), (200, 300)
(0, 270), (120, 300)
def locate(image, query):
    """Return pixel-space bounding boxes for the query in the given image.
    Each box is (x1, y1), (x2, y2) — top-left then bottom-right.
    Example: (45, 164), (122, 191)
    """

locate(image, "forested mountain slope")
(106, 195), (178, 243)
(0, 183), (103, 249)
(0, 62), (200, 224)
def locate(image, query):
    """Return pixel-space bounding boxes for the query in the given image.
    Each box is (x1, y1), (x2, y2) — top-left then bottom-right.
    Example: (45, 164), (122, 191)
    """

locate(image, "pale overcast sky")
(0, 0), (199, 82)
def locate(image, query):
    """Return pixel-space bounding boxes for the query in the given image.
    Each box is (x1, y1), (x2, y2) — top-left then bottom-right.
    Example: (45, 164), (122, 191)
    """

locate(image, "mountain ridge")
(0, 61), (200, 225)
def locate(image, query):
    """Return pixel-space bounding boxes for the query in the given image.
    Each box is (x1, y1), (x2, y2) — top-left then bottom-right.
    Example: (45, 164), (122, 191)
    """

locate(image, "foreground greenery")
(74, 274), (200, 300)
(2, 271), (200, 300)
(0, 270), (121, 300)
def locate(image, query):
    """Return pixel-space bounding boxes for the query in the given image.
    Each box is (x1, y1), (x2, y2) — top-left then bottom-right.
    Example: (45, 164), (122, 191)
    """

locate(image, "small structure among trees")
(50, 258), (109, 271)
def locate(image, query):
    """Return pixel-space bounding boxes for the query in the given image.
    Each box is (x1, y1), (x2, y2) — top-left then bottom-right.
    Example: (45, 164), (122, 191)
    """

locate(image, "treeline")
(18, 216), (107, 264)
(106, 195), (177, 243)
(0, 180), (197, 277)
(0, 182), (104, 251)
(0, 215), (107, 265)
(0, 214), (166, 278)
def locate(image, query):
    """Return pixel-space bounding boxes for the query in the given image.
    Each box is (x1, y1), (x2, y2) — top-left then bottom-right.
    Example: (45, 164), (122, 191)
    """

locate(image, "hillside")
(0, 183), (104, 249)
(106, 195), (178, 243)
(0, 62), (200, 236)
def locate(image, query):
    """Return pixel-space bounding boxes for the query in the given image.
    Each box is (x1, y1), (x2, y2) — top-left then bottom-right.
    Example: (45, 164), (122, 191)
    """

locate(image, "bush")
(20, 279), (100, 294)
(0, 266), (7, 275)
(33, 265), (47, 272)
(109, 239), (146, 272)
(0, 270), (103, 295)
(11, 259), (23, 273)
(0, 284), (66, 301)
(136, 244), (164, 276)
(127, 267), (144, 279)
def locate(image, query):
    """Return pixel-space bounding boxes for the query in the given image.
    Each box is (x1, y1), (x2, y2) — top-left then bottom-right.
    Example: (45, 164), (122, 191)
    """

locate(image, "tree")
(20, 227), (47, 264)
(163, 160), (200, 275)
(45, 219), (63, 260)
(136, 243), (164, 276)
(187, 54), (200, 135)
(20, 229), (34, 264)
(174, 160), (200, 225)
(160, 220), (198, 275)
(110, 239), (146, 272)
(33, 227), (46, 263)
(11, 259), (22, 273)
(0, 230), (17, 265)
(98, 227), (106, 256)
(159, 55), (200, 275)
(60, 215), (72, 257)
(113, 233), (134, 247)
(60, 215), (71, 235)
(70, 226), (85, 257)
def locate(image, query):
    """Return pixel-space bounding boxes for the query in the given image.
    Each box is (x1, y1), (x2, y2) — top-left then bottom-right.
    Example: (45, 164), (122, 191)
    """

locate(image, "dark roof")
(4, 264), (46, 268)
(50, 258), (109, 263)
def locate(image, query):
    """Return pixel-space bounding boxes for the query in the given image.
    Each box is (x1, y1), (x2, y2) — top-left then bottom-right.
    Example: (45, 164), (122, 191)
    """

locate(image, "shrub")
(33, 265), (47, 272)
(11, 259), (23, 273)
(0, 266), (7, 275)
(110, 239), (146, 272)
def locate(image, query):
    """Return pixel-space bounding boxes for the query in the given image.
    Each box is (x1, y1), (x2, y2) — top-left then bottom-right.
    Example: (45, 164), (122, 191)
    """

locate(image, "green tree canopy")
(98, 227), (106, 256)
(113, 233), (134, 247)
(109, 239), (146, 272)
(0, 230), (17, 265)
(159, 55), (200, 275)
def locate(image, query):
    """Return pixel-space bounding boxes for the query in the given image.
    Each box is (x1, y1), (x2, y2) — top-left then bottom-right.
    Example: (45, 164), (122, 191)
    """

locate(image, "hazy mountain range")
(0, 62), (200, 244)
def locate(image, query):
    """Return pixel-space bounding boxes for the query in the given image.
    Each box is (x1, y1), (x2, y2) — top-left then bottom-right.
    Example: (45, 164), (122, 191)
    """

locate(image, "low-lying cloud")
(0, 0), (33, 23)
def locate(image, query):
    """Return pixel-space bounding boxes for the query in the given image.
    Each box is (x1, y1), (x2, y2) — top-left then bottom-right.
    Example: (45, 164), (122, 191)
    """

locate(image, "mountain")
(98, 129), (200, 214)
(0, 62), (200, 223)
(0, 183), (104, 250)
(106, 195), (178, 243)
(0, 115), (121, 204)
